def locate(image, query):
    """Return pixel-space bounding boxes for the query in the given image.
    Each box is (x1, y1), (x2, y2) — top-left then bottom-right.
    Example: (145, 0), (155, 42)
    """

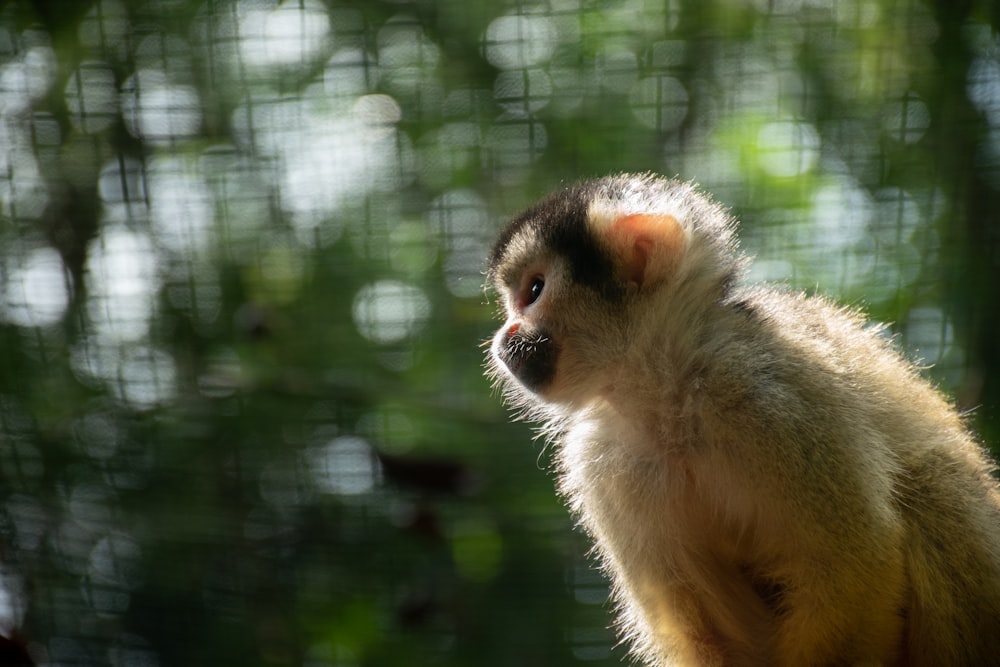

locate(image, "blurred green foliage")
(0, 0), (997, 665)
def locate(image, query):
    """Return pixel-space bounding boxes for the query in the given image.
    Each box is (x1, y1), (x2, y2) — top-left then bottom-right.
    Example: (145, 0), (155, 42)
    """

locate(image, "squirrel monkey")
(485, 174), (1000, 666)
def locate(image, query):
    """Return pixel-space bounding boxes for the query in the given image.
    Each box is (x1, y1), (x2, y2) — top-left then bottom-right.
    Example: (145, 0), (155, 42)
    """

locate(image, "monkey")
(484, 173), (1000, 666)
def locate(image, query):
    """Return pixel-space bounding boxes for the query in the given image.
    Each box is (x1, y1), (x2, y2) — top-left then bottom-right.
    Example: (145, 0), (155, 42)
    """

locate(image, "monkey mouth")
(498, 331), (559, 393)
(503, 352), (526, 375)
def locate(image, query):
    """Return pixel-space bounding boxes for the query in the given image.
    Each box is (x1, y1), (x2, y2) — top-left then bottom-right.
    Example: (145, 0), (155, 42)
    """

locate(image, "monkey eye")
(521, 275), (544, 307)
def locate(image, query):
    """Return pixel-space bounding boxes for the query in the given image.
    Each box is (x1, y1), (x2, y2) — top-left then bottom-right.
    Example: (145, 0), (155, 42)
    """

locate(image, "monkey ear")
(606, 213), (686, 289)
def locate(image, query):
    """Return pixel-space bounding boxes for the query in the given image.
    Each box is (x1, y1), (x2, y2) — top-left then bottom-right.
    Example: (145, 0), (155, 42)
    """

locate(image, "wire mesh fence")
(0, 0), (998, 665)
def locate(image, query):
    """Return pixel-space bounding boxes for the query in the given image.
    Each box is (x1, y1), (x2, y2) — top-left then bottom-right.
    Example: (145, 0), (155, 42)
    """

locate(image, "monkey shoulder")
(680, 288), (912, 478)
(704, 286), (912, 407)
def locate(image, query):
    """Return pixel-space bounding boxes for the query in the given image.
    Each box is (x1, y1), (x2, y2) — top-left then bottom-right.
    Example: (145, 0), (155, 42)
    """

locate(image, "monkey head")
(485, 173), (741, 412)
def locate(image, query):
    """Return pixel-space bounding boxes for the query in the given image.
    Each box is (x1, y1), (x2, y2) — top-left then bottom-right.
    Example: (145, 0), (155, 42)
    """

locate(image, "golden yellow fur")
(486, 174), (1000, 666)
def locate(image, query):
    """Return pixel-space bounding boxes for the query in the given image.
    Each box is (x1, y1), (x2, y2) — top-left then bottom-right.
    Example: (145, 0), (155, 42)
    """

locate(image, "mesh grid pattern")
(0, 0), (997, 665)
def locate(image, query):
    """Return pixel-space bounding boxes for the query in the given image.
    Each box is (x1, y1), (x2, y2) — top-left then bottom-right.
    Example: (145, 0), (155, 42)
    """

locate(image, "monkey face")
(491, 272), (560, 393)
(486, 174), (738, 410)
(486, 215), (631, 407)
(487, 249), (578, 400)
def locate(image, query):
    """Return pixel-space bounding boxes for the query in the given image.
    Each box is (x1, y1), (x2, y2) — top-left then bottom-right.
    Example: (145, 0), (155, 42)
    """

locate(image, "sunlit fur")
(485, 174), (1000, 666)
